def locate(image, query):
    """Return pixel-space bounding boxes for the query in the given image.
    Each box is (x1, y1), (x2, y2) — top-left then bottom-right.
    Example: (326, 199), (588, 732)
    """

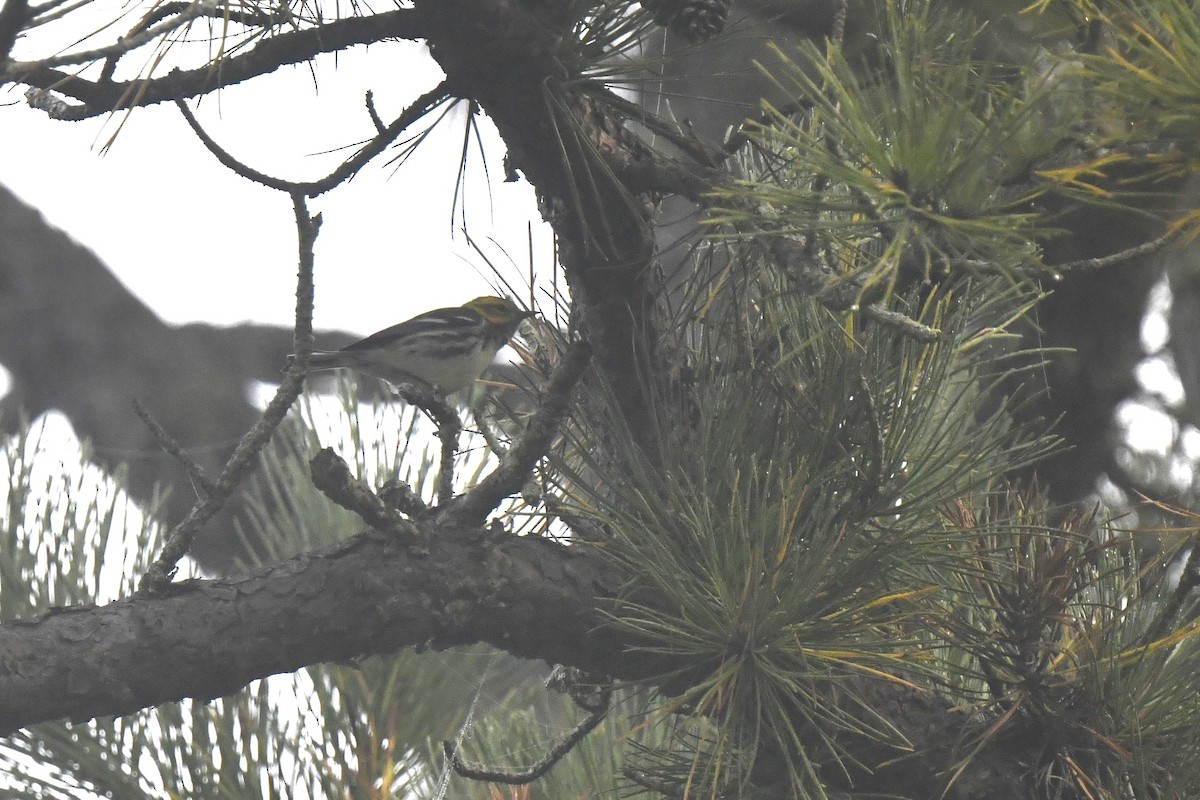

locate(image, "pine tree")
(3, 0), (1200, 798)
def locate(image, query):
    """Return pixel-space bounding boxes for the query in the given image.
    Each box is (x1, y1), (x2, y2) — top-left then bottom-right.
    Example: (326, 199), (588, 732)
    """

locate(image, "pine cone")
(642, 0), (730, 42)
(671, 0), (731, 41)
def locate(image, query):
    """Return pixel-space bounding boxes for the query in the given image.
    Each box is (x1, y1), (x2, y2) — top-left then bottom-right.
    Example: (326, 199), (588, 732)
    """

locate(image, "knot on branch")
(309, 448), (419, 540)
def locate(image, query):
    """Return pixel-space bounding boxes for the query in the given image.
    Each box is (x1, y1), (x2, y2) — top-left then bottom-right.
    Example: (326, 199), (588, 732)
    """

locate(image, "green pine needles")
(550, 272), (1051, 796)
(707, 1), (1079, 296)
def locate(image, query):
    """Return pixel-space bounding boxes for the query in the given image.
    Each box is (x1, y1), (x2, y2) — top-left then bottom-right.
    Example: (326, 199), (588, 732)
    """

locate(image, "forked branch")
(442, 340), (592, 525)
(175, 81), (455, 197)
(443, 686), (611, 785)
(12, 8), (425, 119)
(140, 192), (318, 591)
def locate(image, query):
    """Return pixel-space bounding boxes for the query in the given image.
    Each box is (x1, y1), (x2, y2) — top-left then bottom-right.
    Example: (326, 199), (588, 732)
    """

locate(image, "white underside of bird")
(306, 338), (498, 394)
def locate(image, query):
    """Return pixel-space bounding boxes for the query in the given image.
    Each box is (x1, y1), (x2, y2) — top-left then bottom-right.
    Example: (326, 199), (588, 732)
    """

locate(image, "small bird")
(295, 296), (534, 394)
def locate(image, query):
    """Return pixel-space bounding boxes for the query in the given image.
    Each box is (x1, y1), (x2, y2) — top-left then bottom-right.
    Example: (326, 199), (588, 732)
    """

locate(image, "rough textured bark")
(0, 527), (624, 734)
(0, 520), (1031, 800)
(418, 0), (664, 439)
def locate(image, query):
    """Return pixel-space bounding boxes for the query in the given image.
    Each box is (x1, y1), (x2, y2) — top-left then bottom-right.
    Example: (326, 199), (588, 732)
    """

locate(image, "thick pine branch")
(0, 528), (628, 735)
(0, 521), (1028, 799)
(419, 0), (666, 440)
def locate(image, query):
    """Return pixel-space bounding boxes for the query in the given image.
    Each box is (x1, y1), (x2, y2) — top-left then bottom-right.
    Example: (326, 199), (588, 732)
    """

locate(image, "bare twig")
(443, 687), (610, 785)
(395, 384), (462, 506)
(23, 85), (89, 118)
(131, 398), (218, 498)
(1049, 228), (1179, 273)
(442, 340), (591, 525)
(860, 303), (941, 342)
(128, 1), (281, 35)
(305, 83), (454, 196)
(309, 448), (419, 539)
(99, 1), (287, 84)
(140, 193), (319, 592)
(11, 8), (425, 117)
(25, 0), (90, 28)
(176, 99), (302, 191)
(471, 406), (509, 459)
(17, 0), (205, 72)
(364, 89), (386, 134)
(176, 81), (454, 196)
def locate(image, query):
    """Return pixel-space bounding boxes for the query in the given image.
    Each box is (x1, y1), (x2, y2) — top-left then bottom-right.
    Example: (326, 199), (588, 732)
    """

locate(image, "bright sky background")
(2, 32), (553, 335)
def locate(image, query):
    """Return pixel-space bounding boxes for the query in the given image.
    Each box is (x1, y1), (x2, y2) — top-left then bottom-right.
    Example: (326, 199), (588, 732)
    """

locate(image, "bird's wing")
(339, 306), (479, 352)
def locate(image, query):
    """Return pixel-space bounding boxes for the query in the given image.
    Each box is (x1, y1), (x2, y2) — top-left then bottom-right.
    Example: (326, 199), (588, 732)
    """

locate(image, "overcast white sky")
(3, 32), (553, 334)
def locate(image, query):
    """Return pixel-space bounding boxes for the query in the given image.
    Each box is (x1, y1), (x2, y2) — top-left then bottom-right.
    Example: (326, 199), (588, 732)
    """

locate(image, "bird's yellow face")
(464, 296), (533, 325)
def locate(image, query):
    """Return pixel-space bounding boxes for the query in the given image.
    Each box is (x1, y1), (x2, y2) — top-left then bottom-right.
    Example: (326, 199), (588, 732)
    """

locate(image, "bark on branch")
(0, 527), (629, 735)
(0, 520), (1027, 799)
(12, 9), (425, 118)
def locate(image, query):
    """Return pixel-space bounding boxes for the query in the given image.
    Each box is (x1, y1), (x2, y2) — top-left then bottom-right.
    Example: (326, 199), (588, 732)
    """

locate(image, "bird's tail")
(285, 351), (346, 372)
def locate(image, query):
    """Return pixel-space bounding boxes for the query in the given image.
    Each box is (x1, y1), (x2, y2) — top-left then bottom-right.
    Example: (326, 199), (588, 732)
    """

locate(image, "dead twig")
(131, 398), (218, 498)
(176, 82), (454, 197)
(140, 192), (319, 592)
(442, 340), (591, 525)
(443, 686), (610, 785)
(1049, 228), (1179, 274)
(394, 383), (462, 507)
(308, 448), (419, 539)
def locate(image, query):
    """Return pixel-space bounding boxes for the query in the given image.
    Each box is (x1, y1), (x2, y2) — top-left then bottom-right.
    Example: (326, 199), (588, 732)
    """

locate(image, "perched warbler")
(297, 296), (534, 394)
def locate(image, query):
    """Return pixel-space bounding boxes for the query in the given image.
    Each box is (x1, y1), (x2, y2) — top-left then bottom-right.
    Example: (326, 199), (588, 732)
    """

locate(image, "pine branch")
(131, 398), (218, 498)
(308, 448), (419, 538)
(0, 528), (627, 735)
(19, 1), (206, 71)
(140, 194), (318, 590)
(175, 82), (454, 197)
(442, 340), (591, 525)
(1050, 228), (1178, 273)
(0, 523), (1028, 799)
(0, 0), (29, 78)
(12, 8), (426, 118)
(443, 687), (610, 785)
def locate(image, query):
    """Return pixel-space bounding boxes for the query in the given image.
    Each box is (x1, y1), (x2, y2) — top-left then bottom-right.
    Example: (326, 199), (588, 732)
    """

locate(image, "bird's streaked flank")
(292, 296), (534, 394)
